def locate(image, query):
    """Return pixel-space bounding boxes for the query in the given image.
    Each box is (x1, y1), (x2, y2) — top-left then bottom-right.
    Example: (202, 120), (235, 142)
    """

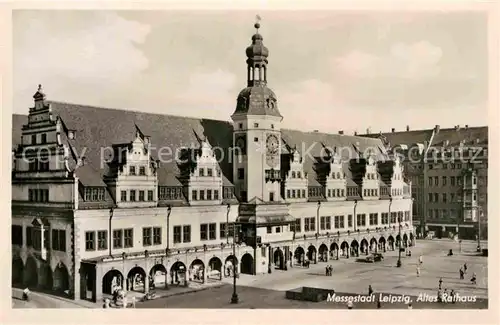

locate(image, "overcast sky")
(13, 10), (488, 134)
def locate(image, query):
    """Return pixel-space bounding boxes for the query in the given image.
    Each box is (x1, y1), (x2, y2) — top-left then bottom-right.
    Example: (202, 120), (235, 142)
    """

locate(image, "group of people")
(325, 265), (333, 276)
(459, 263), (477, 284)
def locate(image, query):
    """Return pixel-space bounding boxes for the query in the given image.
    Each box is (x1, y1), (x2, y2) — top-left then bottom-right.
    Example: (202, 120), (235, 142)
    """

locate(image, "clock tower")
(231, 21), (283, 203)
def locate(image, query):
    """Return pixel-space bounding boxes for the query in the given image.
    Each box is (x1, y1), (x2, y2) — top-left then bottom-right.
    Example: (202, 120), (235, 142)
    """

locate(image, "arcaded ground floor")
(76, 228), (414, 302)
(12, 228), (415, 302)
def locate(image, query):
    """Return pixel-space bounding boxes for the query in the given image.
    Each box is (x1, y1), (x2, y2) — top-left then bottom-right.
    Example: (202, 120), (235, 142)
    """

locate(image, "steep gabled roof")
(12, 101), (391, 188)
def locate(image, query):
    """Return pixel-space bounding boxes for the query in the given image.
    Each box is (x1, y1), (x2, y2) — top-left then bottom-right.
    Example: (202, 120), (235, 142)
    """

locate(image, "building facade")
(362, 125), (488, 240)
(11, 22), (413, 302)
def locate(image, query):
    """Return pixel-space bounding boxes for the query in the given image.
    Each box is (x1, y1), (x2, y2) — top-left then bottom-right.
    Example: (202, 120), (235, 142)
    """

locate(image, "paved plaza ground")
(12, 239), (488, 309)
(138, 239), (488, 309)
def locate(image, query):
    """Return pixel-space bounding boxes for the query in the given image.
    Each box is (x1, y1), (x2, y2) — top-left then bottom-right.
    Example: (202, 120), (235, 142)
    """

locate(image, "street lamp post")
(108, 207), (114, 257)
(229, 204), (239, 304)
(165, 205), (172, 289)
(395, 197), (402, 267)
(477, 206), (483, 252)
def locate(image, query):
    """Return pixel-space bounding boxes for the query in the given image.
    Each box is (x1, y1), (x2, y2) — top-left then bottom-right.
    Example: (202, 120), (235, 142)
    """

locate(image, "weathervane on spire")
(255, 14), (262, 32)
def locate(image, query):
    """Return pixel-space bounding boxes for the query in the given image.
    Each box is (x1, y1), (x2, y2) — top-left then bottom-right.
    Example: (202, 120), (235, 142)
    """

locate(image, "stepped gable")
(12, 101), (390, 188)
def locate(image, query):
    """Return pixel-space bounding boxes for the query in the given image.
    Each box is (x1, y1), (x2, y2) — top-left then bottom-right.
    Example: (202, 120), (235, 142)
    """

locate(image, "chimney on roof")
(144, 136), (151, 144)
(338, 130), (344, 135)
(354, 131), (358, 136)
(465, 125), (469, 129)
(406, 125), (410, 131)
(434, 124), (440, 133)
(366, 128), (371, 135)
(391, 128), (395, 133)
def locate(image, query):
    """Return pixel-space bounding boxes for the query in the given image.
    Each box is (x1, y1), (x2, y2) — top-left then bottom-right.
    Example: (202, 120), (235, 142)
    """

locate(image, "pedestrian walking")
(325, 266), (329, 276)
(459, 268), (464, 280)
(407, 303), (413, 309)
(463, 263), (467, 274)
(419, 255), (423, 265)
(416, 266), (420, 277)
(329, 265), (333, 276)
(471, 272), (477, 285)
(347, 300), (353, 309)
(377, 299), (382, 309)
(368, 285), (373, 295)
(438, 277), (443, 290)
(450, 290), (456, 304)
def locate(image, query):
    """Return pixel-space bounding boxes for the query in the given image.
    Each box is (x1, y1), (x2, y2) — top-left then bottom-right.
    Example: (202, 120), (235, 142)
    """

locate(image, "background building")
(361, 125), (488, 240)
(11, 22), (413, 303)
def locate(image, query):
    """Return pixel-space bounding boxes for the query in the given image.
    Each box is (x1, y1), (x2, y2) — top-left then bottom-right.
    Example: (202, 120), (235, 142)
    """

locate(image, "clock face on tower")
(266, 134), (279, 168)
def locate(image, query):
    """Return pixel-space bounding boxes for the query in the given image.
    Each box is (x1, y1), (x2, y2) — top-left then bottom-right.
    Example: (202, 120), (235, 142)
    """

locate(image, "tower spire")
(246, 17), (269, 87)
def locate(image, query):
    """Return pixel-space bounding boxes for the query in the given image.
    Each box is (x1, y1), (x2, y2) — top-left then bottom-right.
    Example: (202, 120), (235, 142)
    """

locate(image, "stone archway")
(378, 236), (387, 252)
(23, 256), (38, 288)
(307, 245), (317, 263)
(102, 269), (124, 295)
(240, 253), (254, 275)
(189, 259), (205, 283)
(350, 240), (359, 257)
(294, 246), (305, 266)
(39, 263), (53, 290)
(330, 242), (339, 260)
(340, 241), (350, 258)
(12, 256), (24, 286)
(388, 236), (395, 251)
(149, 264), (167, 288)
(360, 238), (369, 255)
(273, 248), (285, 270)
(318, 244), (328, 262)
(370, 238), (378, 253)
(208, 257), (223, 280)
(224, 255), (238, 277)
(170, 261), (187, 285)
(127, 266), (147, 292)
(53, 263), (70, 294)
(396, 234), (402, 248)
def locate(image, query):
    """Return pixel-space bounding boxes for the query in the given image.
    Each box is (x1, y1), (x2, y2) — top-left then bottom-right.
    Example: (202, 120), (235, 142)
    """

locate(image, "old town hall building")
(11, 22), (414, 302)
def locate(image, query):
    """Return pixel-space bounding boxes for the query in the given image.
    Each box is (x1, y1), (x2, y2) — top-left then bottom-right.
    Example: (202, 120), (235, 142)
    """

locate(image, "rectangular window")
(214, 190), (219, 200)
(267, 226), (272, 234)
(451, 176), (455, 186)
(428, 177), (432, 186)
(121, 191), (127, 202)
(238, 168), (244, 180)
(348, 215), (353, 227)
(207, 189), (212, 200)
(442, 193), (447, 203)
(192, 190), (197, 200)
(130, 190), (136, 202)
(450, 193), (455, 202)
(130, 166), (136, 175)
(428, 193), (433, 202)
(200, 190), (205, 200)
(227, 223), (234, 237)
(173, 226), (182, 244)
(302, 189), (306, 198)
(209, 223), (216, 240)
(381, 213), (389, 224)
(124, 228), (133, 248)
(356, 214), (366, 227)
(220, 223), (227, 238)
(269, 192), (275, 202)
(207, 168), (213, 177)
(51, 229), (66, 251)
(12, 225), (23, 246)
(287, 190), (290, 198)
(148, 190), (154, 201)
(309, 217), (316, 232)
(434, 177), (439, 186)
(199, 168), (205, 176)
(113, 229), (123, 249)
(139, 166), (146, 175)
(139, 190), (145, 201)
(442, 176), (447, 186)
(143, 227), (152, 246)
(369, 213), (378, 225)
(292, 218), (301, 233)
(153, 227), (161, 245)
(85, 231), (96, 251)
(200, 224), (208, 241)
(31, 134), (37, 145)
(183, 225), (191, 243)
(390, 212), (397, 223)
(97, 230), (107, 250)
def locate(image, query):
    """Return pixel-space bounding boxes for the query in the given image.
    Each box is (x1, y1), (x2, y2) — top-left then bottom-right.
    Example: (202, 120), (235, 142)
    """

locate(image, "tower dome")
(246, 23), (269, 60)
(232, 21), (282, 119)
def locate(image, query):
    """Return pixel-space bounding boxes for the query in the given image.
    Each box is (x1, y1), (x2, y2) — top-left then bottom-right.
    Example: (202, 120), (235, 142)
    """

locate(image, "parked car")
(357, 253), (384, 263)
